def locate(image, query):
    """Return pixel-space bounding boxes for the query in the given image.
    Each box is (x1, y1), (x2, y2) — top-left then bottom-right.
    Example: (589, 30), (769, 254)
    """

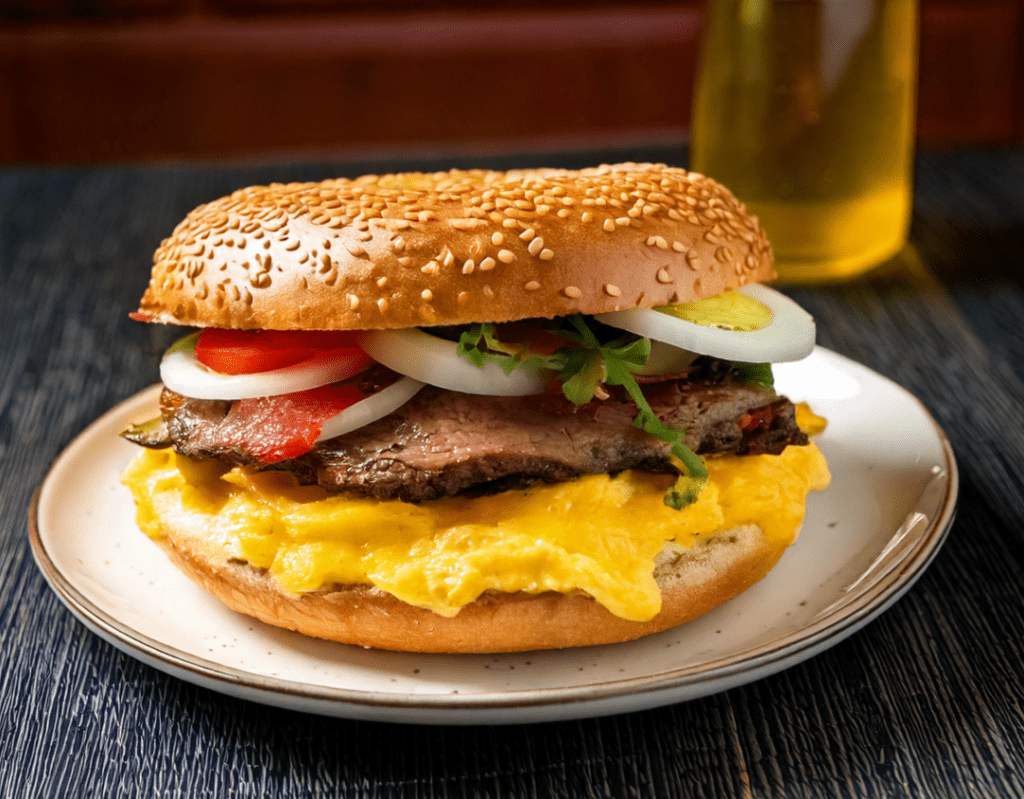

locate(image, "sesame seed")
(377, 276), (388, 287)
(657, 268), (672, 283)
(519, 228), (536, 241)
(483, 285), (495, 299)
(348, 294), (360, 310)
(672, 241), (686, 252)
(528, 237), (544, 256)
(525, 281), (541, 291)
(421, 262), (439, 275)
(462, 260), (475, 274)
(502, 219), (519, 229)
(615, 217), (631, 226)
(491, 232), (504, 246)
(539, 249), (553, 260)
(603, 219), (616, 232)
(378, 298), (389, 312)
(604, 283), (621, 297)
(497, 249), (515, 263)
(480, 257), (497, 271)
(563, 285), (582, 299)
(581, 212), (593, 223)
(398, 257), (413, 266)
(344, 241), (367, 258)
(421, 289), (433, 301)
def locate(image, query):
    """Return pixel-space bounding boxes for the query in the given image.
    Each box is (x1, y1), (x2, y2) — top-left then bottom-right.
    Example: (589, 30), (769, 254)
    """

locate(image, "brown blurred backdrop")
(0, 0), (1018, 165)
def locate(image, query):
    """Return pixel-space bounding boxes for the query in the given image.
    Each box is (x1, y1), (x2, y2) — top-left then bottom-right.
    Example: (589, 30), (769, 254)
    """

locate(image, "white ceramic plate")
(29, 348), (956, 725)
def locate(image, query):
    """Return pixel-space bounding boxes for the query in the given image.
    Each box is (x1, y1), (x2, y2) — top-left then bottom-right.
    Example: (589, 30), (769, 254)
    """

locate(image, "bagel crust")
(137, 163), (774, 331)
(150, 518), (777, 653)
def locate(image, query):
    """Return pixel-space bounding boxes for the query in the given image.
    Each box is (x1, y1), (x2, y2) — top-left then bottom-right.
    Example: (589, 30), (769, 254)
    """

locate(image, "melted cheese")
(123, 443), (829, 622)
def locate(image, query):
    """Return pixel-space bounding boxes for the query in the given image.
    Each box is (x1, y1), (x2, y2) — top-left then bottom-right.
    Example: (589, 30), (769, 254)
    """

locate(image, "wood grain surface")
(2, 147), (1023, 798)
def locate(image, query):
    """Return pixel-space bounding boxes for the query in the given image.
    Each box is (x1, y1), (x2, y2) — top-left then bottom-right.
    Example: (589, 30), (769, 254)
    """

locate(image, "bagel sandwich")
(121, 163), (830, 653)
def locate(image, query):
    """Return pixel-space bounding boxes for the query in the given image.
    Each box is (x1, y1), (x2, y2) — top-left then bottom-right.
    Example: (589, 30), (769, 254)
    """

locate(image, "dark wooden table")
(2, 146), (1023, 798)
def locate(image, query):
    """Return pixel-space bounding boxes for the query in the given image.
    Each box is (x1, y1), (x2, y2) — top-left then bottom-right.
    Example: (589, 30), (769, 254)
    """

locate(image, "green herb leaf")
(664, 475), (705, 510)
(456, 323), (522, 375)
(456, 323), (555, 376)
(561, 317), (708, 508)
(733, 362), (775, 390)
(559, 349), (605, 405)
(167, 330), (201, 355)
(455, 324), (488, 368)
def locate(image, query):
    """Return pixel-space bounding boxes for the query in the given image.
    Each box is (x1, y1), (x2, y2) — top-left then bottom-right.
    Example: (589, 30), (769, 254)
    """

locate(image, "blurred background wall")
(0, 0), (1018, 165)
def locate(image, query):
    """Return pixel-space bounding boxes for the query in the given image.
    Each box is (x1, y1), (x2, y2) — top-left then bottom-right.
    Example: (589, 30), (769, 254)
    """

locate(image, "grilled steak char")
(147, 358), (808, 502)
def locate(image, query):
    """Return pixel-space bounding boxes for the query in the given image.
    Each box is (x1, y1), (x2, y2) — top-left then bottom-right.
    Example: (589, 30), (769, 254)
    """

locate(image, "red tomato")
(220, 383), (364, 463)
(195, 329), (367, 375)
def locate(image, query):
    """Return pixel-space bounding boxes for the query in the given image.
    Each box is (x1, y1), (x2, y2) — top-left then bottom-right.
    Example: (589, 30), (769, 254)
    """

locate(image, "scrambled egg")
(123, 432), (830, 622)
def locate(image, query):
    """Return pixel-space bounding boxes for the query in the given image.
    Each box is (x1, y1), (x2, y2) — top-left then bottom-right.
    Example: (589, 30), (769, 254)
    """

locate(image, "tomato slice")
(219, 383), (364, 463)
(196, 329), (367, 375)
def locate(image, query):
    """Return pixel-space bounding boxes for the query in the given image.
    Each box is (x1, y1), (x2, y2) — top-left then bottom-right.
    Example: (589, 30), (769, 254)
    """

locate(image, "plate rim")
(27, 347), (958, 716)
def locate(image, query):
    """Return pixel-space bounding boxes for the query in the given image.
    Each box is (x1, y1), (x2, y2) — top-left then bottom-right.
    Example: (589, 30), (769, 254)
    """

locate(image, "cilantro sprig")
(457, 316), (709, 509)
(456, 324), (548, 375)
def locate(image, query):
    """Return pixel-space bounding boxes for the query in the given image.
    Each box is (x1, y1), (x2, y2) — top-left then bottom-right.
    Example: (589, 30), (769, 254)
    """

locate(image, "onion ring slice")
(357, 329), (551, 396)
(316, 377), (425, 442)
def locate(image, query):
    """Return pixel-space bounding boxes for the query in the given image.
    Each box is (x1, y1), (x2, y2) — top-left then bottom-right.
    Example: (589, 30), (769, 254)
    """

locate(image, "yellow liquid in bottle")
(690, 0), (917, 282)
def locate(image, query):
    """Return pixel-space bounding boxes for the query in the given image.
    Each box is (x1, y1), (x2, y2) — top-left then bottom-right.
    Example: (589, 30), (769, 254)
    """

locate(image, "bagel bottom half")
(122, 439), (830, 653)
(152, 522), (773, 653)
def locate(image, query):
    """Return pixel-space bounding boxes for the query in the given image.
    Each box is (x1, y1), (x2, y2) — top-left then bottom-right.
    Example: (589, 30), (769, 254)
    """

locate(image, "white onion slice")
(596, 284), (815, 363)
(633, 340), (698, 376)
(160, 332), (372, 400)
(316, 376), (424, 442)
(357, 328), (551, 396)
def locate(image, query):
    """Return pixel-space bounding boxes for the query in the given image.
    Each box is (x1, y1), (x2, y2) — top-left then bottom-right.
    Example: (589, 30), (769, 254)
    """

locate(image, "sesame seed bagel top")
(136, 163), (775, 330)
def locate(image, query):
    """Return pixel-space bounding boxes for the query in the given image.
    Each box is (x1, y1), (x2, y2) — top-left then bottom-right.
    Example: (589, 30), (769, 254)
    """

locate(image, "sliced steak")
(155, 359), (808, 501)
